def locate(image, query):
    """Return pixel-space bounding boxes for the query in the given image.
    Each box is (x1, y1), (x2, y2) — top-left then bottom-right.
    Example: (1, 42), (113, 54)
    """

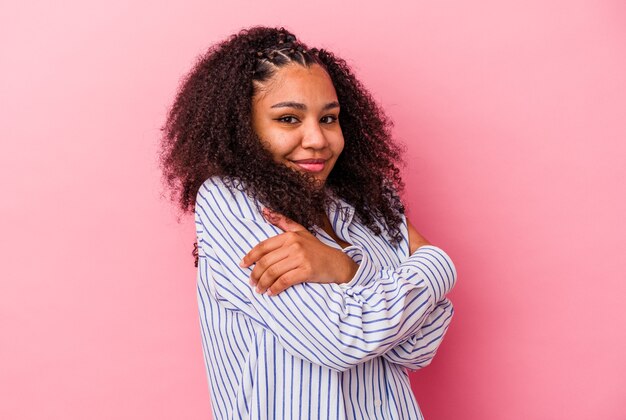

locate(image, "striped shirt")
(195, 175), (457, 419)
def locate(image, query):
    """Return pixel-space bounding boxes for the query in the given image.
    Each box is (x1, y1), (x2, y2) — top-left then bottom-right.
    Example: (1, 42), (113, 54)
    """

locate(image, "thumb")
(262, 208), (304, 232)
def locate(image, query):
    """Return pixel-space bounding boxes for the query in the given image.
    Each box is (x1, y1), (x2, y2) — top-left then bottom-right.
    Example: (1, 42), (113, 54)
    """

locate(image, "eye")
(320, 115), (338, 124)
(276, 116), (300, 124)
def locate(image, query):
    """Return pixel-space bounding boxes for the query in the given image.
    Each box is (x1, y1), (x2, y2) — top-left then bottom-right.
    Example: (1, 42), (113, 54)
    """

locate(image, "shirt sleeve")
(195, 177), (457, 372)
(380, 298), (454, 371)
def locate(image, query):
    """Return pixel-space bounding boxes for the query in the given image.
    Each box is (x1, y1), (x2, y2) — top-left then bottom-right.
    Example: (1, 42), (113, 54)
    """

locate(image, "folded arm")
(195, 177), (457, 372)
(381, 297), (454, 371)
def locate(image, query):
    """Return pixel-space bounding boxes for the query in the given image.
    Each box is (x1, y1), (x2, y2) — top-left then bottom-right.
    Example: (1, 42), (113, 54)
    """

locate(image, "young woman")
(160, 26), (456, 420)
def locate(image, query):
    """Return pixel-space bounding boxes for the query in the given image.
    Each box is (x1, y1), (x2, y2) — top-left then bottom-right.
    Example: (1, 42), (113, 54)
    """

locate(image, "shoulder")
(195, 175), (263, 221)
(197, 175), (231, 199)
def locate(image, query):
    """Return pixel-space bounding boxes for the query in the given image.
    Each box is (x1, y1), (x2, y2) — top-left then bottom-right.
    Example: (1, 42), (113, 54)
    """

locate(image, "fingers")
(240, 235), (286, 268)
(266, 269), (306, 296)
(262, 207), (306, 233)
(248, 245), (292, 288)
(254, 255), (301, 295)
(240, 209), (305, 267)
(241, 208), (317, 296)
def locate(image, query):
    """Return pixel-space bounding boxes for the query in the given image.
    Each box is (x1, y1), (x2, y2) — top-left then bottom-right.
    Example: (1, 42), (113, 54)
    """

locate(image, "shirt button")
(374, 399), (382, 407)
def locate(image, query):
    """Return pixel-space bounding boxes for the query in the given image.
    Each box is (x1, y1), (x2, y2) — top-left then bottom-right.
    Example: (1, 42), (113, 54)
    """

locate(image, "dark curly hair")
(159, 26), (407, 267)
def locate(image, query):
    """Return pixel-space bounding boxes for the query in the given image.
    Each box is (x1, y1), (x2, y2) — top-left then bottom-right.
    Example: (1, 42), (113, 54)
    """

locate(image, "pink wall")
(2, 1), (625, 419)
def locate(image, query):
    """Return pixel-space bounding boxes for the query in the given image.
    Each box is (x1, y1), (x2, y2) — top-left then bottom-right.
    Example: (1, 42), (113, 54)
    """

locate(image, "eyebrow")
(270, 101), (340, 111)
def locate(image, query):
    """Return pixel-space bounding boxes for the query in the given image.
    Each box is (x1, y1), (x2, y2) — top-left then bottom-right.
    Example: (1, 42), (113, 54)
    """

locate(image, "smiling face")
(251, 63), (344, 185)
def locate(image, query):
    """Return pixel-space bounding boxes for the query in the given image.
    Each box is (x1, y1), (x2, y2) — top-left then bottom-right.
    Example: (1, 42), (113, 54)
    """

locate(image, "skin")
(241, 63), (430, 296)
(251, 63), (343, 186)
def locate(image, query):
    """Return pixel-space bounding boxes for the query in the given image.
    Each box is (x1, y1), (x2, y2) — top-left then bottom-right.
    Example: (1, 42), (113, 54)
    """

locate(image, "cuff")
(402, 245), (457, 303)
(338, 244), (375, 290)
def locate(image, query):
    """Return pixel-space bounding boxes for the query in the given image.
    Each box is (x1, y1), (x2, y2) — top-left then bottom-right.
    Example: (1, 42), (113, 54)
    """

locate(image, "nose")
(301, 120), (329, 150)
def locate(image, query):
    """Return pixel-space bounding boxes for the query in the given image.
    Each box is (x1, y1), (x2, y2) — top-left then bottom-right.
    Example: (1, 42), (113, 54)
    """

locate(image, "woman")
(160, 26), (456, 420)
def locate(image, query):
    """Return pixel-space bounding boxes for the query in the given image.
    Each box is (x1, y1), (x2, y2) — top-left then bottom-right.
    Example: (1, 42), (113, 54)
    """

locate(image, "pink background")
(2, 0), (625, 419)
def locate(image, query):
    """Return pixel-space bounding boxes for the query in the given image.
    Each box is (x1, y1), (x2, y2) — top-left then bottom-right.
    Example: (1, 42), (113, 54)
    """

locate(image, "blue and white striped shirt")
(195, 175), (456, 419)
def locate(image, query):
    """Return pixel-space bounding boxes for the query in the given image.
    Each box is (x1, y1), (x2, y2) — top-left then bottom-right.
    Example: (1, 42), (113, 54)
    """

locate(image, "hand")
(406, 217), (430, 254)
(239, 208), (359, 296)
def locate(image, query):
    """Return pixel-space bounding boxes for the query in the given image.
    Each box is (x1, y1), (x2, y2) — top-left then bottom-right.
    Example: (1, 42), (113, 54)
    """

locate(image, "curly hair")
(159, 26), (407, 267)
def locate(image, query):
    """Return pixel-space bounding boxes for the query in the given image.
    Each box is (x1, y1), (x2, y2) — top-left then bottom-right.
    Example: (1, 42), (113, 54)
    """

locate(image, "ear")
(262, 208), (304, 232)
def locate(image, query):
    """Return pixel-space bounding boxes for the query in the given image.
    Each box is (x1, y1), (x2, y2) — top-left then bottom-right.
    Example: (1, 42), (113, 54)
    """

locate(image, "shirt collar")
(326, 190), (355, 229)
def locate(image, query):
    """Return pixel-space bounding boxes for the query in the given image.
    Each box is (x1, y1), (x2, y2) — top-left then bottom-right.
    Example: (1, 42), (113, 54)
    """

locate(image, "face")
(251, 63), (344, 185)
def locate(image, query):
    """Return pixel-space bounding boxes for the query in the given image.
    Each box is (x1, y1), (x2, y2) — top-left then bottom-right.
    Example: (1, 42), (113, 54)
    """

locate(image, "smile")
(291, 159), (327, 173)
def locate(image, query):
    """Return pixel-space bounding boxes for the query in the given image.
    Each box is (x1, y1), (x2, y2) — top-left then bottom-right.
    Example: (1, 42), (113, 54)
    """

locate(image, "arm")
(406, 217), (431, 254)
(244, 204), (456, 372)
(381, 297), (454, 371)
(380, 217), (455, 370)
(195, 177), (457, 372)
(253, 207), (456, 371)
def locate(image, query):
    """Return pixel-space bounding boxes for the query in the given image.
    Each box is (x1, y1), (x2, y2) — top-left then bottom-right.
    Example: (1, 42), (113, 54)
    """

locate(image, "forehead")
(253, 63), (338, 105)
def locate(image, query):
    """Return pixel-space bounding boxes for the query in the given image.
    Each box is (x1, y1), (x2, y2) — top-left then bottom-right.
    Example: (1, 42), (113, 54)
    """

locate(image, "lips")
(291, 158), (327, 173)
